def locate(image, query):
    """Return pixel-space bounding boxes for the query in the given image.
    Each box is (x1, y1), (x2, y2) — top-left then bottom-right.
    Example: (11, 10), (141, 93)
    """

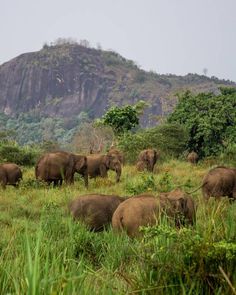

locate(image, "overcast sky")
(1, 0), (236, 81)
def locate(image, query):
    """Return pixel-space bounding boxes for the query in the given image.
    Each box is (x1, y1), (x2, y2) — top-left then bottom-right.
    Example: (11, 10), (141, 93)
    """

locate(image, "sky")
(1, 0), (236, 81)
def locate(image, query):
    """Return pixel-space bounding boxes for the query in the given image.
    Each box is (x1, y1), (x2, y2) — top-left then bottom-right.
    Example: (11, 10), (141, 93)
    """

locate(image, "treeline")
(0, 111), (90, 145)
(0, 87), (235, 166)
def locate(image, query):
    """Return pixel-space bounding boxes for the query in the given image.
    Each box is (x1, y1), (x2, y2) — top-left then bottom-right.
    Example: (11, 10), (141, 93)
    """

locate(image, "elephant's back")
(36, 152), (69, 180)
(203, 167), (235, 196)
(0, 163), (22, 183)
(87, 155), (104, 175)
(69, 194), (124, 231)
(112, 196), (160, 236)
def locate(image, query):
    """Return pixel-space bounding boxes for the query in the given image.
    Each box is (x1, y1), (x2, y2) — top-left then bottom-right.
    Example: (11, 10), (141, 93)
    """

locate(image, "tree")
(168, 87), (236, 157)
(71, 123), (114, 153)
(100, 104), (139, 136)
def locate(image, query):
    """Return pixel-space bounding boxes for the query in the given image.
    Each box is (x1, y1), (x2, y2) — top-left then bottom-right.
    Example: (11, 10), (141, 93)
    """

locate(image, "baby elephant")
(0, 163), (22, 189)
(162, 189), (196, 226)
(112, 190), (196, 237)
(187, 151), (199, 164)
(112, 194), (163, 237)
(69, 194), (125, 231)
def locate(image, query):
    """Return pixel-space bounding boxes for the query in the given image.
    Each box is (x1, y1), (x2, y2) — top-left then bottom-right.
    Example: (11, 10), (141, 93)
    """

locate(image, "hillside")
(0, 42), (235, 144)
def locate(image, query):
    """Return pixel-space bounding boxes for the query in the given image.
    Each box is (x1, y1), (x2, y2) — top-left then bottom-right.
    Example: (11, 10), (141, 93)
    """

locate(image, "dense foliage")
(0, 111), (90, 145)
(0, 144), (39, 166)
(118, 123), (188, 163)
(101, 105), (139, 135)
(168, 87), (236, 157)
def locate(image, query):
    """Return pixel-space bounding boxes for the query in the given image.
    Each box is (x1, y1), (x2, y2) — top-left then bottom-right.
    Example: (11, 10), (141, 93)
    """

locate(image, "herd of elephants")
(0, 148), (235, 237)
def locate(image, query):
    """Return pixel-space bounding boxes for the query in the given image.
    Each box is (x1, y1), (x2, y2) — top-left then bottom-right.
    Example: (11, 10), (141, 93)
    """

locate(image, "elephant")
(136, 149), (158, 172)
(112, 194), (162, 237)
(69, 194), (125, 231)
(201, 166), (236, 201)
(35, 151), (88, 187)
(107, 147), (124, 165)
(161, 189), (196, 226)
(112, 190), (196, 237)
(87, 154), (122, 182)
(187, 151), (199, 164)
(0, 163), (22, 189)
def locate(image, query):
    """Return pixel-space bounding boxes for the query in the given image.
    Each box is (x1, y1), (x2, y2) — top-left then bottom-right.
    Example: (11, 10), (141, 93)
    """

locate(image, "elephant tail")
(186, 182), (207, 195)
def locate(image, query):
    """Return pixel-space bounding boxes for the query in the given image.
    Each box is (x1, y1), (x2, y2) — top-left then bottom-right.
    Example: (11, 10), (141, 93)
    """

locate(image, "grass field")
(0, 159), (236, 294)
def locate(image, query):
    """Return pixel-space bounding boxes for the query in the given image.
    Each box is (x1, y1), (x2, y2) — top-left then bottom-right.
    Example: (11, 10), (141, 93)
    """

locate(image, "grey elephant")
(112, 194), (160, 237)
(112, 190), (196, 237)
(0, 163), (22, 189)
(35, 151), (88, 187)
(87, 154), (122, 182)
(201, 166), (236, 201)
(69, 194), (125, 231)
(161, 189), (196, 226)
(187, 151), (199, 164)
(107, 147), (124, 165)
(136, 149), (158, 172)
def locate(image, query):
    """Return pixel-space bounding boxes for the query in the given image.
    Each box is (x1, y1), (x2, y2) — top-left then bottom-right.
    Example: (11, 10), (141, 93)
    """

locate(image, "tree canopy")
(100, 104), (139, 135)
(168, 87), (236, 157)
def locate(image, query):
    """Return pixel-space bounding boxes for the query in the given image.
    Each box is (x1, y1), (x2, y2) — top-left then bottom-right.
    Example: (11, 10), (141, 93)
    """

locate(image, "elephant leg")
(83, 173), (88, 188)
(0, 176), (7, 189)
(99, 164), (108, 178)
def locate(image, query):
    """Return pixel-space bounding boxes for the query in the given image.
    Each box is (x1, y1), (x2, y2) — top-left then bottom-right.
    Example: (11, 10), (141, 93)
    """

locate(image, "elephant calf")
(112, 190), (196, 237)
(107, 147), (124, 165)
(161, 189), (196, 226)
(0, 163), (22, 189)
(112, 194), (164, 237)
(87, 154), (122, 183)
(69, 194), (125, 231)
(202, 166), (236, 201)
(187, 151), (199, 164)
(136, 149), (158, 172)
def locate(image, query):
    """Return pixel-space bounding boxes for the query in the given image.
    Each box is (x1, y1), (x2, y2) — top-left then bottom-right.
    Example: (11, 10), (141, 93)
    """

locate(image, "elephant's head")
(141, 149), (158, 172)
(105, 155), (122, 182)
(73, 155), (88, 187)
(73, 155), (87, 172)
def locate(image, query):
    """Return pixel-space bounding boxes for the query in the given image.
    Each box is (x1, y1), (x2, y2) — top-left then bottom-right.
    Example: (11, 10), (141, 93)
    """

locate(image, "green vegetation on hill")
(168, 87), (236, 157)
(0, 111), (90, 145)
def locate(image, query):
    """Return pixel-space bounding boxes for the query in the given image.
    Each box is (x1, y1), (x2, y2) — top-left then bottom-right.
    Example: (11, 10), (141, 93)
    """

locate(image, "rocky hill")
(0, 42), (235, 144)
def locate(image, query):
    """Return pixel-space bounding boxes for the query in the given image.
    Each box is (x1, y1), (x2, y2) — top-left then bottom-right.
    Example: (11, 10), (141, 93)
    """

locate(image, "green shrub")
(118, 123), (188, 163)
(0, 144), (39, 166)
(125, 173), (156, 195)
(136, 225), (236, 294)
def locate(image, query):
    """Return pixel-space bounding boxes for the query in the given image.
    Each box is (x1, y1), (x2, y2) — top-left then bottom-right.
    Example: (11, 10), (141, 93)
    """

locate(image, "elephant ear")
(104, 155), (112, 167)
(75, 156), (87, 172)
(142, 150), (149, 162)
(154, 149), (159, 161)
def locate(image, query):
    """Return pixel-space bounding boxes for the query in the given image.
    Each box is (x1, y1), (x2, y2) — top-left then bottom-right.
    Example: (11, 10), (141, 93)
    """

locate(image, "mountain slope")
(0, 42), (235, 143)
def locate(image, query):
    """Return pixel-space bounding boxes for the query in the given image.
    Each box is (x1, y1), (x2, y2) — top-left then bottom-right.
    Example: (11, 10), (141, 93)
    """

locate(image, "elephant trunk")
(115, 165), (121, 182)
(148, 159), (154, 172)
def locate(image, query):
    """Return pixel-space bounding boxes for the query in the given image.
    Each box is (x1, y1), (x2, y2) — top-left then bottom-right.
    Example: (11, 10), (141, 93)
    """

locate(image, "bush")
(118, 123), (188, 163)
(125, 173), (156, 195)
(137, 225), (236, 294)
(168, 88), (236, 157)
(0, 144), (39, 166)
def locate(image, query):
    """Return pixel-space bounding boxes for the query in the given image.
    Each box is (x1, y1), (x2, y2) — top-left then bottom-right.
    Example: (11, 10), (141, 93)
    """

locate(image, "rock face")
(0, 43), (235, 126)
(0, 45), (114, 118)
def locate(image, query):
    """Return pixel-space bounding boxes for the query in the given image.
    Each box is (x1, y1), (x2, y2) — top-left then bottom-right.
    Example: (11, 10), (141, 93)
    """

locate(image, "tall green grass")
(0, 160), (235, 294)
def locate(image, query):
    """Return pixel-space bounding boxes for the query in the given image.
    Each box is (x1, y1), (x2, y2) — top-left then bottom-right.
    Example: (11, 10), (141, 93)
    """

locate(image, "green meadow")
(0, 159), (236, 294)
